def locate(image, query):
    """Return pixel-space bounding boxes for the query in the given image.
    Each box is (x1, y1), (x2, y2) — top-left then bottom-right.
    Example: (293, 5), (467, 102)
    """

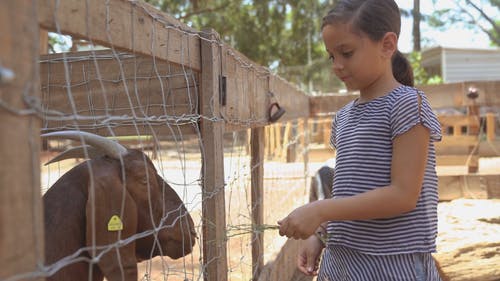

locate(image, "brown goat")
(42, 131), (196, 281)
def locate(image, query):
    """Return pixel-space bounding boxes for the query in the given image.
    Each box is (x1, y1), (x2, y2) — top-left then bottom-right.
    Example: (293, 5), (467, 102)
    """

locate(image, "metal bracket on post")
(267, 91), (286, 123)
(219, 75), (227, 106)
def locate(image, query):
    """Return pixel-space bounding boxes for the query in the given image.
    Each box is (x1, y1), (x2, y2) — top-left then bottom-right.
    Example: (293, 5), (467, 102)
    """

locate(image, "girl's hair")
(322, 0), (414, 86)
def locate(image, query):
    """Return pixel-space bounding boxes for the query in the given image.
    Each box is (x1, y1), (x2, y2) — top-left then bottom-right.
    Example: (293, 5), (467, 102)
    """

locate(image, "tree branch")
(179, 4), (228, 20)
(456, 0), (500, 46)
(464, 0), (500, 37)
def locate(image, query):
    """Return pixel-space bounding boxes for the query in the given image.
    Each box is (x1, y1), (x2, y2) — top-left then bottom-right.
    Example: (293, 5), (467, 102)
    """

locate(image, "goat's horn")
(44, 145), (105, 165)
(41, 130), (128, 159)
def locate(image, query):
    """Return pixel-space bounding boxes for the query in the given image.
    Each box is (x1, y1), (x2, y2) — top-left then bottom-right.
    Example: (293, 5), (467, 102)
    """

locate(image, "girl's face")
(322, 22), (393, 95)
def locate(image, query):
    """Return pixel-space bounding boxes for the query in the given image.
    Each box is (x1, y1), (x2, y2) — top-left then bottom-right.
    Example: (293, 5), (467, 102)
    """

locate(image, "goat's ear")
(85, 169), (139, 280)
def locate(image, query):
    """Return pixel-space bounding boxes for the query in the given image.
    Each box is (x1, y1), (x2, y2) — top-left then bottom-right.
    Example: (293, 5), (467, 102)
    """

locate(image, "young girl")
(277, 0), (443, 280)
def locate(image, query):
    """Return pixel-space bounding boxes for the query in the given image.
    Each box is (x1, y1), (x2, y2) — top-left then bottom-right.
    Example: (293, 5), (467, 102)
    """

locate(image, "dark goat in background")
(309, 162), (335, 202)
(42, 131), (196, 281)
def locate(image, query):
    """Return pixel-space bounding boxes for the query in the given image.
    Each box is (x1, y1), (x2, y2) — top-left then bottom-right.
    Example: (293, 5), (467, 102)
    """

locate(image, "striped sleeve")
(390, 90), (442, 142)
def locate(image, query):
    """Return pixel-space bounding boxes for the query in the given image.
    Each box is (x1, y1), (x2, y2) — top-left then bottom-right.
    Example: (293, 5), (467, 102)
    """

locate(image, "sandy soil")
(434, 199), (500, 281)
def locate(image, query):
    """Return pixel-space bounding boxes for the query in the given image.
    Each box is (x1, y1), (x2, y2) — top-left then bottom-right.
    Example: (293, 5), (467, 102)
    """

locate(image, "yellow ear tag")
(107, 215), (123, 231)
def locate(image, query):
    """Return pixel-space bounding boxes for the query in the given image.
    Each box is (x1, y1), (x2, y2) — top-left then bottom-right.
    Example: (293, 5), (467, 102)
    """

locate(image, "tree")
(428, 0), (500, 46)
(146, 1), (500, 90)
(408, 51), (442, 85)
(413, 0), (421, 51)
(143, 0), (344, 93)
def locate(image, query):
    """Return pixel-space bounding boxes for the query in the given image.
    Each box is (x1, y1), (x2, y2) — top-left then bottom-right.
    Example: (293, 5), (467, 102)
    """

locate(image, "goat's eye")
(342, 51), (353, 58)
(328, 55), (335, 62)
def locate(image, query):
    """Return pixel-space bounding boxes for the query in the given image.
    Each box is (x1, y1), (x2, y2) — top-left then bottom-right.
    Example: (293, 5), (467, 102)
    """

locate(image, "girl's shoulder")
(336, 85), (427, 116)
(386, 85), (432, 111)
(388, 85), (422, 102)
(389, 85), (442, 141)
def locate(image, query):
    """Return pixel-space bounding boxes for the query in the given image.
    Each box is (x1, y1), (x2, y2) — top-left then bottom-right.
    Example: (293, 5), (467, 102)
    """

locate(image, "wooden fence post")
(323, 117), (331, 146)
(251, 127), (265, 280)
(39, 28), (48, 54)
(269, 124), (275, 159)
(467, 102), (480, 173)
(0, 1), (44, 280)
(274, 124), (282, 159)
(486, 113), (496, 141)
(200, 29), (228, 281)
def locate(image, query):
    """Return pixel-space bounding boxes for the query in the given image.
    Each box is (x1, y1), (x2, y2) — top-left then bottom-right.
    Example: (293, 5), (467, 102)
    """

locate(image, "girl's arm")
(278, 123), (430, 239)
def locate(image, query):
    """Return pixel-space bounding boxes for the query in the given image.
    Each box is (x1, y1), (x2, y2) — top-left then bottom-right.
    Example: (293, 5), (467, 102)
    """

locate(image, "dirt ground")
(434, 199), (500, 281)
(39, 149), (500, 281)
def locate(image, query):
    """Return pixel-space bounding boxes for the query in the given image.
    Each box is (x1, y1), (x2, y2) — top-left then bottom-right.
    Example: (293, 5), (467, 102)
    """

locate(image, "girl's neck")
(357, 75), (401, 104)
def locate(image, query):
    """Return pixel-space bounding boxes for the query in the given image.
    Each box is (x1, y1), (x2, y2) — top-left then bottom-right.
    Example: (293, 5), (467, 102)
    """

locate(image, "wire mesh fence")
(1, 1), (313, 280)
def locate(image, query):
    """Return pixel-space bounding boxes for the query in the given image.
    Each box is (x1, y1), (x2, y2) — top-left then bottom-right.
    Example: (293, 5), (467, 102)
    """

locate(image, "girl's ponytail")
(392, 50), (414, 87)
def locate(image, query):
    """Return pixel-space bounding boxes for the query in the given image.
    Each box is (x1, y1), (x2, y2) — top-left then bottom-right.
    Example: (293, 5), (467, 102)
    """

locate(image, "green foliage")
(408, 51), (442, 85)
(48, 33), (71, 53)
(143, 1), (497, 91)
(144, 0), (343, 93)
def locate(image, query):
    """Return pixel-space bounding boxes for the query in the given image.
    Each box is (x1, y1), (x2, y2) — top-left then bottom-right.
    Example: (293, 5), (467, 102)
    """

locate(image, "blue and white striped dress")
(318, 86), (442, 281)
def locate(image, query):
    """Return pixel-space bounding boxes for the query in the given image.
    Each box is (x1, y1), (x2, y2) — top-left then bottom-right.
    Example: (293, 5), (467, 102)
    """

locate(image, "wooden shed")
(421, 46), (500, 83)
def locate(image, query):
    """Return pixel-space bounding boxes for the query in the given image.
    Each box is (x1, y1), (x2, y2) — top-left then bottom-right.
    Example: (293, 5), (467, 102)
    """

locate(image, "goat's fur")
(42, 132), (196, 281)
(309, 164), (334, 202)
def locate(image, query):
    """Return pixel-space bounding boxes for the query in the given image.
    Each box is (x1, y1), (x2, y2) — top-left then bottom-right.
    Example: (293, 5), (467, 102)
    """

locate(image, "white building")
(421, 46), (500, 83)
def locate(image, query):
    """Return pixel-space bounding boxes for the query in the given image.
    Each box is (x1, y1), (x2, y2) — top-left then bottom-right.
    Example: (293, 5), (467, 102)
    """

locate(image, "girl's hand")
(297, 235), (324, 276)
(277, 201), (323, 239)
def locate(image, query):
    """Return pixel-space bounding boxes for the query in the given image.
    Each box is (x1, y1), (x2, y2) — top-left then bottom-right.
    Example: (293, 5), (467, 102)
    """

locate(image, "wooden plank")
(419, 83), (466, 108)
(322, 118), (332, 146)
(39, 0), (311, 132)
(40, 50), (199, 138)
(420, 81), (500, 108)
(486, 175), (500, 198)
(200, 29), (227, 281)
(223, 46), (269, 131)
(283, 122), (292, 161)
(309, 81), (500, 118)
(437, 175), (500, 201)
(309, 94), (358, 117)
(435, 139), (500, 157)
(438, 115), (480, 128)
(436, 155), (479, 166)
(264, 126), (270, 158)
(298, 119), (305, 147)
(437, 176), (469, 201)
(40, 28), (48, 54)
(270, 125), (276, 157)
(222, 47), (310, 132)
(275, 124), (282, 158)
(38, 0), (201, 71)
(486, 113), (496, 141)
(269, 74), (309, 122)
(479, 81), (500, 108)
(0, 1), (44, 280)
(436, 135), (479, 148)
(466, 104), (480, 135)
(251, 127), (265, 281)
